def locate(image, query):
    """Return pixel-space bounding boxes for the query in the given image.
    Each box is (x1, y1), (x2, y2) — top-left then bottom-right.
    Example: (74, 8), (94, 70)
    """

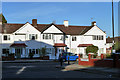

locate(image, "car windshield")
(62, 53), (74, 56)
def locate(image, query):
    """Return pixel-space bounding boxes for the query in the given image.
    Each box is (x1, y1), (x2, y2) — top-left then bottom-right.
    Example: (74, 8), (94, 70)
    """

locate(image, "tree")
(112, 42), (120, 53)
(29, 52), (34, 59)
(0, 13), (7, 23)
(86, 45), (99, 55)
(41, 47), (46, 56)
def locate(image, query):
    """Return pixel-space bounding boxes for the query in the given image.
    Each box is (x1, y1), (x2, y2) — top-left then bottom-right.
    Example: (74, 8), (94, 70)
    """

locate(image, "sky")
(1, 2), (119, 37)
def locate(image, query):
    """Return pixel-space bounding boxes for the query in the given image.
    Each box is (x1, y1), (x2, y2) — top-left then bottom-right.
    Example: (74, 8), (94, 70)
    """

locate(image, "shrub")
(29, 52), (34, 59)
(93, 54), (97, 58)
(41, 47), (46, 56)
(86, 45), (98, 55)
(106, 54), (112, 58)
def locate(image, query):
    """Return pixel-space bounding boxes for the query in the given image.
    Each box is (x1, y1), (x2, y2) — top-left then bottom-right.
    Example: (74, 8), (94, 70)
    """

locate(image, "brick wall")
(78, 54), (120, 68)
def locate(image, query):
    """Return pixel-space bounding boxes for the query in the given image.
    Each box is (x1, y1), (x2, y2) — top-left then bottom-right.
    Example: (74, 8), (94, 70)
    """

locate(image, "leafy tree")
(0, 13), (7, 23)
(41, 47), (46, 56)
(112, 42), (120, 53)
(86, 45), (99, 55)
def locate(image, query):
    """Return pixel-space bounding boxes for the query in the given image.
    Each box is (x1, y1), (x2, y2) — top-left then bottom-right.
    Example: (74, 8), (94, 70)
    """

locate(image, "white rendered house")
(0, 19), (106, 59)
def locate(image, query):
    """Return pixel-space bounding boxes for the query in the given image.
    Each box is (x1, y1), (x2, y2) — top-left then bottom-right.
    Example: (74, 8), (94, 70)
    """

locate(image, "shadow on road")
(2, 61), (120, 79)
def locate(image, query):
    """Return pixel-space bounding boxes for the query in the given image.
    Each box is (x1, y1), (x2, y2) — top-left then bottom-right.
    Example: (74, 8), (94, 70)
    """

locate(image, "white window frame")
(72, 36), (77, 41)
(93, 35), (104, 40)
(3, 35), (10, 40)
(43, 34), (52, 40)
(29, 34), (38, 40)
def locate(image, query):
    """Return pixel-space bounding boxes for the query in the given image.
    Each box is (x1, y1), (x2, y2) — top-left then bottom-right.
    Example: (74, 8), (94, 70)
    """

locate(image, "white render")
(0, 21), (107, 59)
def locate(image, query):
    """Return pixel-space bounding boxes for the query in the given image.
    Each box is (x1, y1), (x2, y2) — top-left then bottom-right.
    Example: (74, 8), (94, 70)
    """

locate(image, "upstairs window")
(29, 34), (37, 40)
(93, 35), (104, 40)
(43, 34), (52, 40)
(60, 36), (64, 41)
(3, 35), (10, 40)
(72, 36), (77, 41)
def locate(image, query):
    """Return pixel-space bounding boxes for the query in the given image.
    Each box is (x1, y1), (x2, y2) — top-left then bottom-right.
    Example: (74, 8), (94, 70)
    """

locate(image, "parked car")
(60, 52), (78, 61)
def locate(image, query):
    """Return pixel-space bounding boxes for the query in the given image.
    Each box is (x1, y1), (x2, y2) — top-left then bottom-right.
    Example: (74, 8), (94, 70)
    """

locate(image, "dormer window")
(29, 34), (37, 40)
(3, 35), (10, 40)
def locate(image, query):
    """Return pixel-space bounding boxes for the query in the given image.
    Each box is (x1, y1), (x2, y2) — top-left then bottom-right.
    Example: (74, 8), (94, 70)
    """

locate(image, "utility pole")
(112, 0), (115, 45)
(112, 0), (116, 68)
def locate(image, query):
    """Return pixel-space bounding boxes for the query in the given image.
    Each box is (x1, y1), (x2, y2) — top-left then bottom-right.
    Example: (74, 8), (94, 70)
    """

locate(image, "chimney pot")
(32, 19), (37, 27)
(91, 21), (96, 26)
(64, 20), (69, 27)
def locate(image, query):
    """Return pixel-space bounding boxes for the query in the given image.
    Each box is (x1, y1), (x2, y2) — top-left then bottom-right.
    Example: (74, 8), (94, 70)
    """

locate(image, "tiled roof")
(53, 43), (67, 47)
(1, 23), (24, 33)
(77, 44), (93, 47)
(10, 43), (27, 47)
(0, 23), (93, 35)
(106, 36), (120, 43)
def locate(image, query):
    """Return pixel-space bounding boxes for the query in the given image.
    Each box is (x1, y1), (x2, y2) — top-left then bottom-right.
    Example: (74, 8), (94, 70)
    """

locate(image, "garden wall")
(78, 54), (120, 68)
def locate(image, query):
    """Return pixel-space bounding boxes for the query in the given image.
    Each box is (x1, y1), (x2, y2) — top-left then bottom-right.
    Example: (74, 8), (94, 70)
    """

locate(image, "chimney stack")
(64, 20), (69, 27)
(32, 19), (37, 27)
(91, 21), (96, 26)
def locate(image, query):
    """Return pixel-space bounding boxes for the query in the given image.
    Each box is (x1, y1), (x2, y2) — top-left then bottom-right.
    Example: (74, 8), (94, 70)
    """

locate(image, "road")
(2, 61), (112, 79)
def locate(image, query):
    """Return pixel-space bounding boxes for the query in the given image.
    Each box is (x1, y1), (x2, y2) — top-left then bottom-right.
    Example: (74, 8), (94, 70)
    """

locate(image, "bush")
(106, 54), (112, 58)
(93, 54), (97, 58)
(86, 45), (99, 55)
(29, 52), (34, 59)
(41, 47), (46, 56)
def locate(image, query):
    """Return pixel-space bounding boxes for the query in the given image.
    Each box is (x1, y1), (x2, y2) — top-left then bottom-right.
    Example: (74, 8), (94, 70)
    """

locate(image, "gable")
(43, 25), (63, 34)
(84, 26), (106, 35)
(13, 23), (40, 34)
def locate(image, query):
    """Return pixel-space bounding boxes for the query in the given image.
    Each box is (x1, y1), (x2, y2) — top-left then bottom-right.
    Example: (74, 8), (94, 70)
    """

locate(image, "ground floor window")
(2, 49), (9, 56)
(36, 49), (39, 54)
(15, 48), (23, 58)
(29, 49), (40, 54)
(29, 49), (35, 54)
(46, 48), (52, 54)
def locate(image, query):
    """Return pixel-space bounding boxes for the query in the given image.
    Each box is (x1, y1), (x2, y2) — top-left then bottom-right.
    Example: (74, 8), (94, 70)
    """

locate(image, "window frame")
(2, 48), (9, 56)
(93, 35), (104, 40)
(43, 34), (53, 40)
(72, 36), (77, 41)
(29, 34), (38, 40)
(3, 35), (10, 40)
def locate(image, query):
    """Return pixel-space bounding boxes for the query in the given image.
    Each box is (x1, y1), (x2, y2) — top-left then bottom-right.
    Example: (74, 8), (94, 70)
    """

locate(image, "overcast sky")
(2, 2), (119, 37)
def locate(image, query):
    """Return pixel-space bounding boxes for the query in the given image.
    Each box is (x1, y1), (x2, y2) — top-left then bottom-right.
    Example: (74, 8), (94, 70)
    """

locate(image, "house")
(0, 18), (106, 59)
(106, 36), (120, 54)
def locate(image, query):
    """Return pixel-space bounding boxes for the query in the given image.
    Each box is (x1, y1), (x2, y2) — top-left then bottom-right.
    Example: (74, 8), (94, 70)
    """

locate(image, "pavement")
(62, 64), (120, 78)
(1, 60), (120, 78)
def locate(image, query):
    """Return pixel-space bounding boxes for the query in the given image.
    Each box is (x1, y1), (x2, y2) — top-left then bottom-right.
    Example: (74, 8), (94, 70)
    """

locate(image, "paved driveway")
(2, 61), (112, 79)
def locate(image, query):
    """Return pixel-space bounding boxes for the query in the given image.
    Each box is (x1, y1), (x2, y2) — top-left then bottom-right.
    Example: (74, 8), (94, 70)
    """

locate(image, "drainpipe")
(70, 35), (71, 52)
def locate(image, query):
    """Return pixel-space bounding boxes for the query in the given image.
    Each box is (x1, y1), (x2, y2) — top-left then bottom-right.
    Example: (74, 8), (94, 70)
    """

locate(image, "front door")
(15, 48), (22, 59)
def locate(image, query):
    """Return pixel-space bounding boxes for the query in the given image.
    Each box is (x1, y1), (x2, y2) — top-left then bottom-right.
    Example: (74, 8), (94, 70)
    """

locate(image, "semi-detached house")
(0, 19), (106, 59)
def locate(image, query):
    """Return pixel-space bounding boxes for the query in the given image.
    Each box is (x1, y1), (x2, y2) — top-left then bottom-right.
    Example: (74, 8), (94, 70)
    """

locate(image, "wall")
(79, 54), (120, 68)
